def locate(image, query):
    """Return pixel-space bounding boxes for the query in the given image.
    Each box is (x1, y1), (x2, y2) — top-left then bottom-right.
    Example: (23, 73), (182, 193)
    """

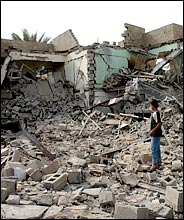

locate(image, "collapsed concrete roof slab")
(1, 39), (54, 57)
(52, 29), (79, 52)
(9, 51), (66, 62)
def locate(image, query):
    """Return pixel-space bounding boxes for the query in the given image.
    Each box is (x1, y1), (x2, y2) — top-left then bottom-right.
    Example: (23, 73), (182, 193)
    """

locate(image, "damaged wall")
(64, 49), (89, 106)
(52, 29), (79, 52)
(94, 47), (137, 88)
(122, 23), (183, 50)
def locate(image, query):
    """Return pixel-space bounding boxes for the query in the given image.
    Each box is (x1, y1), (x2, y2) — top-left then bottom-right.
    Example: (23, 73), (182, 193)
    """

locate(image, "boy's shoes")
(156, 162), (163, 169)
(148, 164), (158, 171)
(148, 162), (162, 171)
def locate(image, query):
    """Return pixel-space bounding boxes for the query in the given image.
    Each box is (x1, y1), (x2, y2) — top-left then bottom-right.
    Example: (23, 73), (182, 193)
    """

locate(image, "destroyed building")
(1, 23), (183, 219)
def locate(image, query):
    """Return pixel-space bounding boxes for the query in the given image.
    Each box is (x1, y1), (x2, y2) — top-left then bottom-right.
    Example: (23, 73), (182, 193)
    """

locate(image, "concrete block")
(7, 149), (21, 162)
(6, 195), (20, 205)
(165, 186), (183, 212)
(114, 203), (148, 219)
(42, 159), (60, 175)
(90, 155), (101, 164)
(30, 169), (42, 181)
(1, 187), (8, 203)
(88, 66), (96, 71)
(160, 175), (177, 187)
(42, 172), (67, 190)
(27, 159), (45, 171)
(171, 160), (182, 171)
(1, 178), (17, 195)
(68, 169), (82, 184)
(99, 190), (115, 206)
(1, 167), (14, 177)
(14, 167), (26, 181)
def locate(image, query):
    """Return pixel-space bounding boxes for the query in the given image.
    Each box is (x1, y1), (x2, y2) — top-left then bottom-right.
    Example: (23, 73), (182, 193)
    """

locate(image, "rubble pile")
(1, 91), (183, 219)
(1, 76), (85, 131)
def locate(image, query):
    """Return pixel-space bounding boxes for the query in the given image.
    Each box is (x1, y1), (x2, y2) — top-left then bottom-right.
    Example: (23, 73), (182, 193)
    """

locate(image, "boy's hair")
(150, 99), (159, 108)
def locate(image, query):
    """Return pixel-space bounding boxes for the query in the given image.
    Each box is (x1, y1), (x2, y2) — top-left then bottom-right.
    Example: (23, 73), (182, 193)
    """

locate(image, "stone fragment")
(30, 169), (42, 181)
(121, 173), (139, 187)
(42, 159), (60, 175)
(6, 195), (20, 205)
(27, 159), (45, 171)
(171, 160), (182, 171)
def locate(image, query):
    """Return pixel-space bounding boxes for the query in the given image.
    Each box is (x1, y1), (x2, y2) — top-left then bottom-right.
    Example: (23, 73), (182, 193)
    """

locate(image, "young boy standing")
(149, 99), (162, 171)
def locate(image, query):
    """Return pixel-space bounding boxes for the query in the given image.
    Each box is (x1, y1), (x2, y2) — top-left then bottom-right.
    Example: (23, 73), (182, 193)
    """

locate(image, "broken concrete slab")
(82, 188), (102, 197)
(121, 173), (139, 187)
(1, 204), (49, 219)
(42, 205), (64, 219)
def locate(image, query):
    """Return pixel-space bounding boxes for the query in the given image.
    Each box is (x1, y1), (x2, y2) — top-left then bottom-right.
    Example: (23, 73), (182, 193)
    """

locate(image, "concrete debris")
(1, 23), (183, 219)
